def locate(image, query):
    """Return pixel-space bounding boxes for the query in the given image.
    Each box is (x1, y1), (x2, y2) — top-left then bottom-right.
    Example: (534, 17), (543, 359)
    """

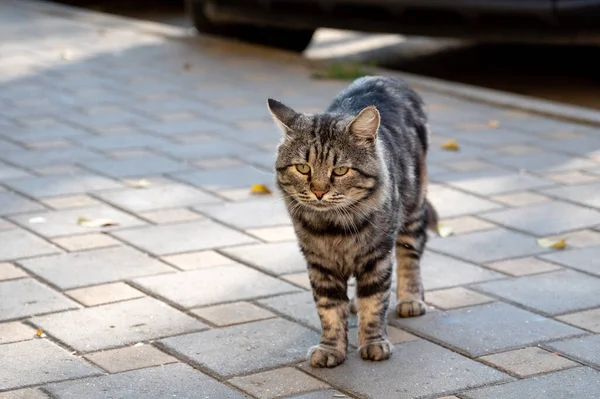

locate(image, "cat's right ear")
(267, 99), (298, 134)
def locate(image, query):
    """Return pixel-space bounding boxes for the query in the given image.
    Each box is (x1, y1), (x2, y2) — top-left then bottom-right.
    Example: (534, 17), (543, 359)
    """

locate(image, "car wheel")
(188, 2), (315, 52)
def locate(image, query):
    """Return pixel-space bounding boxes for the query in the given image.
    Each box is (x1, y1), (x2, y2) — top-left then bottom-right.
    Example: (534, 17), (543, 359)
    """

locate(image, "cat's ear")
(347, 105), (380, 144)
(267, 98), (298, 134)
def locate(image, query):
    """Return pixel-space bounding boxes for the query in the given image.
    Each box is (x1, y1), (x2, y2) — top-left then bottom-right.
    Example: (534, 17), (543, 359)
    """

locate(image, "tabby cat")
(267, 76), (438, 368)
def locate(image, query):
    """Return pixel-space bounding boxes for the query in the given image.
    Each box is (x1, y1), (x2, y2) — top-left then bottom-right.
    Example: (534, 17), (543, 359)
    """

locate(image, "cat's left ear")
(267, 98), (299, 134)
(347, 105), (380, 144)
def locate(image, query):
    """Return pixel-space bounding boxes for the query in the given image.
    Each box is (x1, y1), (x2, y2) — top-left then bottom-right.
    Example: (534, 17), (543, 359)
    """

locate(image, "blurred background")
(53, 0), (600, 110)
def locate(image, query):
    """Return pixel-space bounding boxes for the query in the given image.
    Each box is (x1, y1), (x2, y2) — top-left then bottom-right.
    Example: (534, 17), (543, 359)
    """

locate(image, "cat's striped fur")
(268, 76), (437, 368)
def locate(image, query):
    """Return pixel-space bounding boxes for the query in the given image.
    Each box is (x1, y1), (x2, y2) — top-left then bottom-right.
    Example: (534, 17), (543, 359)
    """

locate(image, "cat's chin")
(302, 201), (341, 212)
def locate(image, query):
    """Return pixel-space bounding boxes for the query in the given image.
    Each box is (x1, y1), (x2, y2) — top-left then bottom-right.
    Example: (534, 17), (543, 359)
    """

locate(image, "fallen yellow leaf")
(36, 329), (46, 338)
(441, 139), (460, 151)
(488, 120), (500, 128)
(537, 238), (567, 249)
(132, 179), (150, 189)
(437, 223), (454, 238)
(77, 217), (119, 228)
(250, 184), (272, 195)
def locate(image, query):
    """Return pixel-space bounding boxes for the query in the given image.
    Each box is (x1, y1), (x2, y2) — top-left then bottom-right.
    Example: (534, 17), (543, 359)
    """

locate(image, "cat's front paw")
(308, 345), (346, 368)
(359, 339), (392, 361)
(396, 300), (427, 318)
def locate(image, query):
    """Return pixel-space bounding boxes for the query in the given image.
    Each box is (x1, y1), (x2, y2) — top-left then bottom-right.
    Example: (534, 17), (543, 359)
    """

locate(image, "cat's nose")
(311, 188), (328, 200)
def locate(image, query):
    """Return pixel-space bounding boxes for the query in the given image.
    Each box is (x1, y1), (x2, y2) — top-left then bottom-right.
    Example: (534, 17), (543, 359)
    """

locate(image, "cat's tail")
(425, 200), (439, 233)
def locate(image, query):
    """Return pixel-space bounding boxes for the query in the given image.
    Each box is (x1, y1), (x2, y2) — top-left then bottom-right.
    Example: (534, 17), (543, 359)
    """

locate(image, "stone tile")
(427, 185), (502, 218)
(491, 153), (598, 172)
(74, 132), (172, 151)
(85, 155), (191, 178)
(217, 187), (256, 201)
(26, 140), (72, 150)
(229, 367), (330, 399)
(34, 165), (86, 176)
(159, 318), (319, 378)
(158, 139), (249, 161)
(0, 339), (100, 391)
(486, 257), (561, 276)
(284, 390), (348, 399)
(493, 144), (544, 155)
(9, 205), (147, 238)
(438, 216), (496, 235)
(0, 262), (27, 281)
(161, 250), (232, 270)
(544, 171), (599, 185)
(391, 302), (583, 357)
(94, 184), (221, 212)
(0, 228), (59, 262)
(52, 233), (120, 251)
(133, 264), (298, 308)
(426, 287), (494, 310)
(0, 388), (49, 399)
(194, 157), (242, 169)
(462, 367), (600, 399)
(428, 228), (549, 264)
(246, 225), (297, 242)
(281, 272), (311, 290)
(112, 220), (257, 256)
(66, 282), (144, 307)
(301, 339), (510, 399)
(20, 246), (174, 290)
(542, 229), (600, 248)
(557, 308), (600, 333)
(0, 219), (14, 230)
(490, 191), (549, 207)
(258, 291), (321, 329)
(139, 208), (202, 224)
(2, 147), (105, 168)
(0, 322), (35, 344)
(222, 242), (305, 276)
(84, 344), (177, 373)
(541, 182), (600, 209)
(348, 325), (418, 348)
(544, 334), (600, 368)
(45, 363), (247, 399)
(32, 297), (207, 352)
(0, 192), (45, 216)
(172, 165), (274, 191)
(540, 246), (600, 277)
(3, 173), (123, 198)
(195, 198), (289, 230)
(41, 194), (102, 209)
(441, 159), (493, 172)
(473, 270), (600, 316)
(479, 347), (578, 377)
(108, 149), (154, 158)
(191, 302), (275, 326)
(434, 169), (554, 196)
(0, 161), (30, 181)
(422, 251), (504, 290)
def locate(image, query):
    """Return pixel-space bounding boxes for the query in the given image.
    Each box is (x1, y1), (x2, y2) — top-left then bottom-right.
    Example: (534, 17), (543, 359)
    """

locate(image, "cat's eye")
(295, 164), (310, 174)
(332, 167), (349, 176)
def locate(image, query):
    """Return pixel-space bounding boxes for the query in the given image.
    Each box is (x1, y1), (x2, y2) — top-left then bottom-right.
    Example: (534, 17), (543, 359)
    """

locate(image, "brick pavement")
(1, 1), (600, 398)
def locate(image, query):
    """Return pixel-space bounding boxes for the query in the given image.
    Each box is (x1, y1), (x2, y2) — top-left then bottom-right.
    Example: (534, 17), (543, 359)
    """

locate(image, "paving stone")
(159, 318), (319, 378)
(66, 282), (145, 307)
(2, 124), (88, 144)
(172, 165), (274, 191)
(0, 161), (30, 181)
(94, 184), (221, 212)
(0, 228), (59, 262)
(281, 272), (311, 290)
(493, 144), (544, 155)
(34, 164), (86, 176)
(422, 252), (503, 290)
(479, 347), (578, 377)
(112, 220), (257, 256)
(229, 367), (330, 399)
(301, 339), (510, 399)
(486, 257), (561, 276)
(434, 169), (554, 196)
(41, 194), (102, 209)
(246, 225), (297, 242)
(73, 132), (172, 151)
(428, 228), (550, 263)
(0, 191), (45, 216)
(427, 185), (502, 218)
(133, 264), (298, 308)
(193, 156), (243, 169)
(490, 191), (550, 207)
(0, 262), (27, 281)
(438, 216), (496, 235)
(32, 297), (207, 352)
(158, 139), (249, 161)
(3, 173), (123, 198)
(462, 367), (600, 399)
(20, 246), (174, 290)
(541, 182), (600, 209)
(557, 308), (600, 333)
(109, 149), (154, 158)
(540, 246), (600, 277)
(0, 388), (49, 399)
(545, 171), (599, 185)
(258, 291), (321, 329)
(473, 269), (600, 315)
(84, 344), (177, 373)
(426, 287), (494, 310)
(284, 390), (348, 399)
(390, 302), (583, 357)
(0, 322), (35, 344)
(491, 153), (598, 172)
(161, 250), (233, 270)
(2, 147), (105, 168)
(191, 301), (275, 326)
(441, 159), (493, 172)
(143, 118), (231, 137)
(195, 198), (290, 229)
(85, 155), (191, 178)
(0, 339), (101, 390)
(544, 334), (600, 368)
(217, 187), (256, 201)
(0, 278), (78, 321)
(348, 325), (418, 348)
(541, 229), (600, 249)
(222, 242), (305, 276)
(45, 363), (248, 399)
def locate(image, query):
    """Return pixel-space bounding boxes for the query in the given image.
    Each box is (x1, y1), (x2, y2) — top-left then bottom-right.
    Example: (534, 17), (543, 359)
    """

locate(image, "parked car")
(186, 0), (600, 52)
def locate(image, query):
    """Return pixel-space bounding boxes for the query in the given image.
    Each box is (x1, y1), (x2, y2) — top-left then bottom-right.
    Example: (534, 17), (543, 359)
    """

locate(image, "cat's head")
(267, 98), (384, 212)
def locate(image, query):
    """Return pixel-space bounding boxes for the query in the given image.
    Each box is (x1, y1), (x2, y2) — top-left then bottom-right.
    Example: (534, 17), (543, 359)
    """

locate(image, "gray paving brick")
(0, 161), (31, 180)
(1, 123), (89, 144)
(142, 118), (232, 137)
(0, 388), (49, 399)
(0, 229), (59, 262)
(258, 291), (322, 330)
(391, 302), (583, 357)
(158, 139), (249, 161)
(3, 173), (123, 198)
(557, 308), (600, 333)
(544, 334), (600, 368)
(2, 147), (106, 168)
(94, 183), (221, 212)
(539, 136), (600, 156)
(541, 246), (600, 277)
(473, 270), (600, 315)
(434, 169), (555, 196)
(191, 301), (275, 326)
(221, 242), (304, 275)
(84, 154), (191, 178)
(195, 198), (290, 229)
(301, 339), (510, 399)
(45, 363), (249, 399)
(481, 202), (600, 236)
(0, 138), (23, 153)
(19, 246), (174, 290)
(478, 347), (578, 377)
(84, 344), (177, 373)
(32, 297), (207, 352)
(229, 367), (330, 399)
(0, 191), (45, 216)
(422, 252), (503, 290)
(491, 152), (598, 172)
(172, 165), (274, 191)
(112, 219), (257, 256)
(0, 322), (35, 345)
(159, 318), (319, 378)
(133, 264), (298, 308)
(541, 182), (600, 209)
(428, 229), (549, 263)
(9, 205), (146, 238)
(427, 185), (502, 218)
(0, 339), (101, 391)
(462, 367), (600, 399)
(283, 390), (349, 399)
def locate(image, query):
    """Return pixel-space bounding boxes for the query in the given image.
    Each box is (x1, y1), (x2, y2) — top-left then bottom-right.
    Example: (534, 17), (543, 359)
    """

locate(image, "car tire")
(188, 2), (315, 52)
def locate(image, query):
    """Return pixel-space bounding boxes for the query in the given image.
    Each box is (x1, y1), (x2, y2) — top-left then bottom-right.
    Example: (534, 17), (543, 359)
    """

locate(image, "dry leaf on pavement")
(537, 238), (567, 249)
(36, 329), (46, 338)
(250, 184), (272, 195)
(441, 139), (460, 151)
(77, 217), (119, 228)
